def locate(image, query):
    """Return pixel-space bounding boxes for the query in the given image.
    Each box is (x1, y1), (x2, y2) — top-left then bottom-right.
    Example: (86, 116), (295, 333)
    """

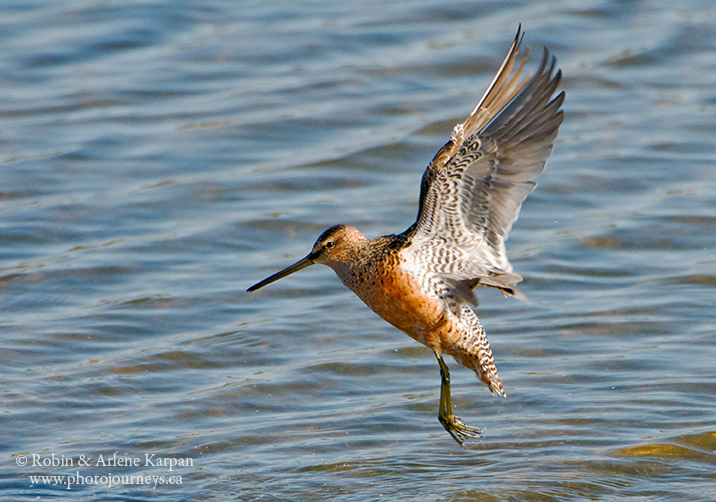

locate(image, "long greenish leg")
(436, 355), (481, 446)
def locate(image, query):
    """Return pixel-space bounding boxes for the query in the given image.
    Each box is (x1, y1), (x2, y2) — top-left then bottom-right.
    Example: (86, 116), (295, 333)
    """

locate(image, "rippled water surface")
(2, 0), (715, 500)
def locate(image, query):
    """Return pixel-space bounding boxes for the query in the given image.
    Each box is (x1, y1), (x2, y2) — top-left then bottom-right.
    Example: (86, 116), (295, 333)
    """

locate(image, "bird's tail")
(448, 306), (506, 397)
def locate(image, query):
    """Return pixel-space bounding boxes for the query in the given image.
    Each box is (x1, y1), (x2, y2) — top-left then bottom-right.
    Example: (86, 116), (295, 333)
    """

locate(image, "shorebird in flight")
(248, 26), (564, 445)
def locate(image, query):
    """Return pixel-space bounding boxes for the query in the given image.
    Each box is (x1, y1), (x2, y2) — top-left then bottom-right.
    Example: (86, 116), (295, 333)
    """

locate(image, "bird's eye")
(325, 241), (335, 249)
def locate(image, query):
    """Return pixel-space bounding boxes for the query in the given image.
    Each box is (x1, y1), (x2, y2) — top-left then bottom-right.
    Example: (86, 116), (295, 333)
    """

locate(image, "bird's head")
(247, 225), (367, 292)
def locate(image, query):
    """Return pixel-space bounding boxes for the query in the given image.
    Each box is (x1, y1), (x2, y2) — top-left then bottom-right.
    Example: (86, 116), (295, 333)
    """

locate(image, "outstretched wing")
(401, 26), (564, 304)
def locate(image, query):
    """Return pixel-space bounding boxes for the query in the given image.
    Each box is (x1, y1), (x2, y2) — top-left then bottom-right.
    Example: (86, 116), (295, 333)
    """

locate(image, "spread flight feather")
(402, 26), (565, 306)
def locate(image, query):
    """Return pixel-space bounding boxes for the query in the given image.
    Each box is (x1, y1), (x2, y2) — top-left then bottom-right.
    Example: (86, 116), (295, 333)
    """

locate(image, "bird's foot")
(439, 413), (481, 446)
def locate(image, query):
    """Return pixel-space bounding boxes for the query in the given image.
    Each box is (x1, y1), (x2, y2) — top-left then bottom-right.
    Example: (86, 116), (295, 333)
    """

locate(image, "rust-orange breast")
(348, 251), (450, 352)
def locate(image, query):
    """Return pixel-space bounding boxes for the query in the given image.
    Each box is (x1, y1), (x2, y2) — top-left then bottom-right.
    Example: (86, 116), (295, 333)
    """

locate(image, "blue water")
(2, 0), (715, 500)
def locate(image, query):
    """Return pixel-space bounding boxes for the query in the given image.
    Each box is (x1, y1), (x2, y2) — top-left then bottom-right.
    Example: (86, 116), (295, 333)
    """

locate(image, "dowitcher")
(248, 26), (564, 445)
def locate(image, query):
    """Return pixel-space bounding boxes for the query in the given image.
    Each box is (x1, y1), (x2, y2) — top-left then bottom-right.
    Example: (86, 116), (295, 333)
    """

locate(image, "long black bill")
(247, 254), (315, 292)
